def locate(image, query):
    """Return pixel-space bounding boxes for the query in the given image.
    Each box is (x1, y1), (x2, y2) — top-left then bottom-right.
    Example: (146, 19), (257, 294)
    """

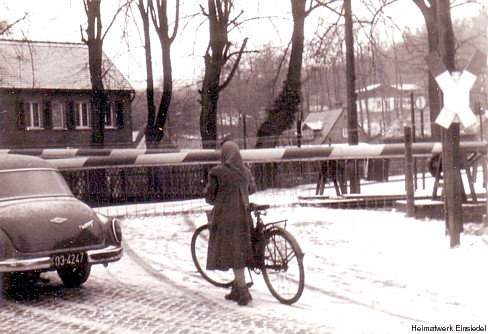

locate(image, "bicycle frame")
(252, 206), (288, 232)
(249, 207), (288, 275)
(191, 203), (305, 304)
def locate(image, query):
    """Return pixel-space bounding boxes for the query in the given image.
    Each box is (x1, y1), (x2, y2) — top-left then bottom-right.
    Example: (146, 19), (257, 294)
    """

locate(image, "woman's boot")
(225, 281), (240, 302)
(237, 287), (252, 306)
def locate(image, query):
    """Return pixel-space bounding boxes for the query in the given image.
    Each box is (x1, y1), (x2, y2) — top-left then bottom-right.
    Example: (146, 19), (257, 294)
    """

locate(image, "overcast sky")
(1, 0), (484, 90)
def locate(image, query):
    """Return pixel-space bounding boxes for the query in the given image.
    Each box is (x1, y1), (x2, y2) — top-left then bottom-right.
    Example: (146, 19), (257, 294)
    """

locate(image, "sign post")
(425, 50), (486, 247)
(404, 126), (415, 217)
(410, 92), (417, 190)
(415, 94), (427, 189)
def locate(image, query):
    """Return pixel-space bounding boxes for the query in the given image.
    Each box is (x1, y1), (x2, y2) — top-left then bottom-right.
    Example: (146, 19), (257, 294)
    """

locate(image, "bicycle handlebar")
(248, 203), (270, 212)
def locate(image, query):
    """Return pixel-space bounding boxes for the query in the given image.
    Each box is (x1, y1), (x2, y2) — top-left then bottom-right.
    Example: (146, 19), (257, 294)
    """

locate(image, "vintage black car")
(0, 154), (123, 289)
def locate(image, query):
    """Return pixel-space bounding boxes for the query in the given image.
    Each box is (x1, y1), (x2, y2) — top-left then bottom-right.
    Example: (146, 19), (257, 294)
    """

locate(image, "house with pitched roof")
(301, 108), (368, 145)
(0, 39), (134, 148)
(356, 83), (423, 137)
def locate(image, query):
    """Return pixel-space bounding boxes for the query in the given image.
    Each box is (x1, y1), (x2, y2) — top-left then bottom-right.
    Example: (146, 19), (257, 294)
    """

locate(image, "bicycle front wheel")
(190, 224), (233, 288)
(262, 228), (305, 305)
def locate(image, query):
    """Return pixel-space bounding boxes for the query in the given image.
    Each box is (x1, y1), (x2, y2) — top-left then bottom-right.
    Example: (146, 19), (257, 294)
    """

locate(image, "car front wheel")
(57, 265), (91, 288)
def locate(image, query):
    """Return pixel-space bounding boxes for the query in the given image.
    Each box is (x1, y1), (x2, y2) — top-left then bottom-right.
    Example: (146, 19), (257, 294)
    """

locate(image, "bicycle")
(191, 203), (305, 305)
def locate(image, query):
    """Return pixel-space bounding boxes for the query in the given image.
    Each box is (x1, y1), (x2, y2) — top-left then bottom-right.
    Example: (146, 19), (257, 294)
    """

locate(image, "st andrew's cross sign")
(425, 50), (486, 129)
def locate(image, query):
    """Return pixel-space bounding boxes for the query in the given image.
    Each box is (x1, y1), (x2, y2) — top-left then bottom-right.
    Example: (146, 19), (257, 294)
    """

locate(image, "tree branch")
(149, 0), (161, 35)
(216, 0), (224, 20)
(199, 4), (209, 17)
(170, 0), (180, 43)
(412, 0), (431, 18)
(80, 25), (87, 43)
(219, 37), (248, 92)
(306, 0), (340, 16)
(102, 0), (132, 41)
(0, 13), (28, 35)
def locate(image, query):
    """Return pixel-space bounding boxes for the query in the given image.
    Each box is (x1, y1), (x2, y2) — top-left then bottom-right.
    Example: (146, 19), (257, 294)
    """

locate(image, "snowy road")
(120, 206), (488, 333)
(2, 204), (487, 333)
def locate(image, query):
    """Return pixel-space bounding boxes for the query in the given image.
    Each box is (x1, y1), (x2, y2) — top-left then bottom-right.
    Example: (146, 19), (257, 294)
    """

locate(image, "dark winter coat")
(204, 163), (256, 271)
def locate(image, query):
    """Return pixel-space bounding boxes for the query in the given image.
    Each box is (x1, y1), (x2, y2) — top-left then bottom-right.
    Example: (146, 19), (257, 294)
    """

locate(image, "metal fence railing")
(3, 142), (485, 218)
(60, 157), (432, 216)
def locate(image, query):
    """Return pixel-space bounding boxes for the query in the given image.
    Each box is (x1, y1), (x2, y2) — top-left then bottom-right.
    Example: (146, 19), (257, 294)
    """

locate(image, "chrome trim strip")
(0, 246), (123, 272)
(86, 245), (123, 264)
(0, 257), (51, 272)
(0, 167), (58, 174)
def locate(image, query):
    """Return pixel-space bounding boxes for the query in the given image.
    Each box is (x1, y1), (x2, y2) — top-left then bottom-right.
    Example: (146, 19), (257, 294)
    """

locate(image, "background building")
(0, 39), (134, 148)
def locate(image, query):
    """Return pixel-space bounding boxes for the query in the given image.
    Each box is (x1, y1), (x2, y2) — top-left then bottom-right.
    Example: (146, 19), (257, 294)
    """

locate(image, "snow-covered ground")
(100, 171), (488, 333)
(96, 169), (487, 218)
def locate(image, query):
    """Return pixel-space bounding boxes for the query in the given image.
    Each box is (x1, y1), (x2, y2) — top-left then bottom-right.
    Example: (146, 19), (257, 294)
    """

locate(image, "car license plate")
(52, 253), (85, 268)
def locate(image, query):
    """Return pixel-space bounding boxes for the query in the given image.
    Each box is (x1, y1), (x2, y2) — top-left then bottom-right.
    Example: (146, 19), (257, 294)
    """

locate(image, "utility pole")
(425, 50), (486, 247)
(344, 0), (360, 193)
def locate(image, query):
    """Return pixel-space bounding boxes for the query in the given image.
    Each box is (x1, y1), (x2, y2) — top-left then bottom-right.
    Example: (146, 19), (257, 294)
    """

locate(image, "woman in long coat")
(204, 140), (256, 306)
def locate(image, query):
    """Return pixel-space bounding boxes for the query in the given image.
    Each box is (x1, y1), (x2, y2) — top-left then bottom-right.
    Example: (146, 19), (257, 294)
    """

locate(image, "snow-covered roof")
(356, 83), (422, 94)
(302, 108), (345, 144)
(0, 39), (132, 91)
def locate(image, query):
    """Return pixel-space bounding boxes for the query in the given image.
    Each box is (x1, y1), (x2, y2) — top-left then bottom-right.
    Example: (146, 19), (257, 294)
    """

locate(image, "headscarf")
(221, 140), (246, 177)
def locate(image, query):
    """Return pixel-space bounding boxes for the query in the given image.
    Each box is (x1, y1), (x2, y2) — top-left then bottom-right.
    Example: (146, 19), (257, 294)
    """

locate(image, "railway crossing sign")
(425, 50), (487, 129)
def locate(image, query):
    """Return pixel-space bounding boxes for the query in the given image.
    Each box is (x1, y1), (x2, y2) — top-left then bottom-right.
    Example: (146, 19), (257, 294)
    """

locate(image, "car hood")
(0, 197), (104, 253)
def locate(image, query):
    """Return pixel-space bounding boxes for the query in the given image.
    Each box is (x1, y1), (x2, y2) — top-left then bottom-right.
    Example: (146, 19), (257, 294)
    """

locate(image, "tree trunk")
(437, 0), (463, 246)
(199, 0), (228, 149)
(138, 0), (158, 147)
(255, 0), (306, 148)
(84, 0), (107, 147)
(148, 0), (179, 148)
(413, 0), (441, 141)
(153, 38), (173, 144)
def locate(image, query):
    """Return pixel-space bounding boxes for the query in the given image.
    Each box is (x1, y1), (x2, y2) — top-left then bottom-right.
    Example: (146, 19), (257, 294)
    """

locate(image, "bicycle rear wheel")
(190, 224), (233, 288)
(262, 228), (305, 305)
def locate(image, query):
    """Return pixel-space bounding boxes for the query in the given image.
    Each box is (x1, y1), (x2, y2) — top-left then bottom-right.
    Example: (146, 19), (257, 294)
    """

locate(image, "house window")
(401, 97), (412, 109)
(75, 101), (90, 129)
(342, 128), (348, 138)
(52, 101), (66, 129)
(26, 101), (42, 129)
(105, 102), (116, 129)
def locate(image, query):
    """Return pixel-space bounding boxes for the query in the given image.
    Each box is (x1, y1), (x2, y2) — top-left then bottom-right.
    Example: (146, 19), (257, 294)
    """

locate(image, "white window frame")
(25, 101), (42, 130)
(105, 102), (116, 129)
(51, 101), (66, 130)
(375, 99), (382, 109)
(401, 97), (412, 110)
(75, 101), (90, 129)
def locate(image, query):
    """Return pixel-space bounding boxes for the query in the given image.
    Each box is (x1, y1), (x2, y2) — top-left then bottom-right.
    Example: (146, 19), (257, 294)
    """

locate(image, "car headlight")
(111, 218), (122, 245)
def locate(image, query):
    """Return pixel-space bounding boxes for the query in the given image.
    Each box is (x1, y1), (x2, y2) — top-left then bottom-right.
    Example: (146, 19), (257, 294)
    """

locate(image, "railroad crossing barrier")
(0, 142), (486, 169)
(2, 142), (485, 214)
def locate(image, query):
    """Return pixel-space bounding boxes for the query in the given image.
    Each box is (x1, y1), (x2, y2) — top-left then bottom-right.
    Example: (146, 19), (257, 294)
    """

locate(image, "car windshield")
(0, 169), (73, 200)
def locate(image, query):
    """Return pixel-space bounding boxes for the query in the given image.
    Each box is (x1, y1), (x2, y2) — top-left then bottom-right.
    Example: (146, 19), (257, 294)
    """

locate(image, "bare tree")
(144, 0), (180, 147)
(412, 0), (442, 140)
(81, 0), (128, 147)
(199, 0), (248, 149)
(435, 0), (463, 248)
(136, 0), (158, 147)
(217, 46), (285, 147)
(255, 0), (329, 148)
(82, 0), (108, 146)
(417, 0), (462, 246)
